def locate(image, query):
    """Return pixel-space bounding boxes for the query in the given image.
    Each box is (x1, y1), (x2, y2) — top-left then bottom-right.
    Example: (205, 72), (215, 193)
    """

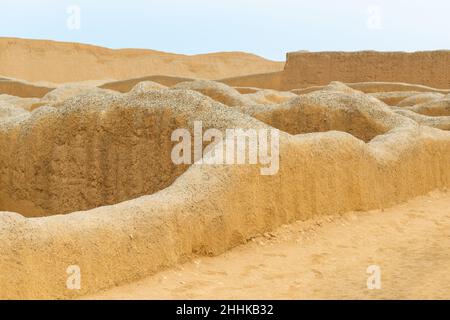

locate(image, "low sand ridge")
(0, 38), (284, 83)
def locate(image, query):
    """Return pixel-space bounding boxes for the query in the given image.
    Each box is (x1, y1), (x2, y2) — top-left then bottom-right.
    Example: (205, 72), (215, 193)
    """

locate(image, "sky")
(1, 0), (449, 61)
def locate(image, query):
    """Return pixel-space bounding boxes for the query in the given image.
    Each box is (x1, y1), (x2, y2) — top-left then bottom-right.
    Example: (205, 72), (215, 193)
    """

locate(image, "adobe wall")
(282, 51), (450, 90)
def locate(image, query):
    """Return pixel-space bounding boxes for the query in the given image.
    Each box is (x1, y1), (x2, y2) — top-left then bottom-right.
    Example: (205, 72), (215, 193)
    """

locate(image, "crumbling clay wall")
(0, 90), (257, 217)
(282, 51), (450, 90)
(0, 82), (449, 299)
(217, 51), (450, 91)
(0, 79), (54, 98)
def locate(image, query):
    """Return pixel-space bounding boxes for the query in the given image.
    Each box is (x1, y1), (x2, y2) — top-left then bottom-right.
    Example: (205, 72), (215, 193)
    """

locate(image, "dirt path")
(86, 191), (450, 300)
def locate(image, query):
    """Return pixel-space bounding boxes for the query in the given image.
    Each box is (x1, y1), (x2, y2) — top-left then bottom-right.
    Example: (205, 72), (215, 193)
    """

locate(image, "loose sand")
(86, 191), (450, 300)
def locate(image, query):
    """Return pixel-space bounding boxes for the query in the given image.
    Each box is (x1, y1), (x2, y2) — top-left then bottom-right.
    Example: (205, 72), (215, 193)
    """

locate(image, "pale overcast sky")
(1, 0), (449, 60)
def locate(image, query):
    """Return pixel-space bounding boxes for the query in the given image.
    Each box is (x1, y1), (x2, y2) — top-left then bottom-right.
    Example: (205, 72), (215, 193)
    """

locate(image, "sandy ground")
(86, 191), (450, 300)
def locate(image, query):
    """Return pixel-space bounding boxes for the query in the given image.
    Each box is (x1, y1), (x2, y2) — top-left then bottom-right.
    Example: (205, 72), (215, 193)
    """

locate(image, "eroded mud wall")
(283, 51), (450, 90)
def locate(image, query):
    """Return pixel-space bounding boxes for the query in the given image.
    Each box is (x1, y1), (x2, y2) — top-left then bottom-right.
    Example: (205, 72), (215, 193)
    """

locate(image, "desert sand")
(0, 39), (449, 300)
(0, 38), (284, 83)
(87, 191), (450, 300)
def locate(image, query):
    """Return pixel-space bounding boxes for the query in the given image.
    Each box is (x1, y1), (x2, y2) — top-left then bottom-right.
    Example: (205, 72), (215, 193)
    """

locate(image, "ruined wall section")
(283, 51), (450, 89)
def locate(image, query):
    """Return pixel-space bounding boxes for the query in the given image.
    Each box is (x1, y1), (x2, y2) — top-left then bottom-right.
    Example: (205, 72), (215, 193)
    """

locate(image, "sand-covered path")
(86, 191), (450, 300)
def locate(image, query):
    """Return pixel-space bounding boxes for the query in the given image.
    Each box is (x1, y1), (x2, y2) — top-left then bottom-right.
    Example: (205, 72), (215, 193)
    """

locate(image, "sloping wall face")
(282, 51), (450, 90)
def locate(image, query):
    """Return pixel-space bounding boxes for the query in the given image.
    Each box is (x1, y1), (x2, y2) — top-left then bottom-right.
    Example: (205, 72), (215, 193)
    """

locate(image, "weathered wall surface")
(0, 83), (449, 299)
(218, 51), (450, 91)
(0, 38), (284, 83)
(282, 51), (450, 90)
(0, 90), (257, 217)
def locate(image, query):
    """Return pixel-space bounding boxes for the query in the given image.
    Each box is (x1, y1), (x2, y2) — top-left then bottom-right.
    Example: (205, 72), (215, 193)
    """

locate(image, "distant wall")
(217, 51), (450, 91)
(283, 51), (450, 90)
